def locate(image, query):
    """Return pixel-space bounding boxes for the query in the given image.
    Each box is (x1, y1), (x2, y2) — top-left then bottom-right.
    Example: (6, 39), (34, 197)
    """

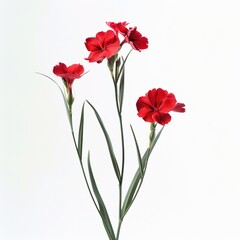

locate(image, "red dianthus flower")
(85, 30), (120, 63)
(53, 62), (85, 92)
(125, 27), (148, 51)
(136, 88), (185, 125)
(106, 21), (129, 36)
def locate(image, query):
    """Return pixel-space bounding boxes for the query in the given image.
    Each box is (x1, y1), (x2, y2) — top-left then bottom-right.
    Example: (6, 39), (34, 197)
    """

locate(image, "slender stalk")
(114, 83), (126, 182)
(112, 76), (125, 240)
(106, 51), (132, 239)
(116, 218), (123, 240)
(113, 51), (133, 239)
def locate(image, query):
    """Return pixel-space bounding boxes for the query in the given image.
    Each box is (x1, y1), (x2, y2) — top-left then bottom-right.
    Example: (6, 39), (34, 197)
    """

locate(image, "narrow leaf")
(130, 125), (143, 177)
(121, 126), (165, 218)
(118, 65), (125, 113)
(87, 153), (115, 240)
(121, 149), (149, 218)
(116, 50), (132, 81)
(87, 101), (121, 182)
(77, 102), (85, 161)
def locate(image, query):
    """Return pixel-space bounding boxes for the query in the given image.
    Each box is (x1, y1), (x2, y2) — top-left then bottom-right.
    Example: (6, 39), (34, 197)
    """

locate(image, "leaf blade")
(130, 125), (143, 177)
(121, 126), (165, 218)
(77, 102), (85, 161)
(118, 65), (125, 113)
(87, 101), (121, 182)
(87, 153), (115, 240)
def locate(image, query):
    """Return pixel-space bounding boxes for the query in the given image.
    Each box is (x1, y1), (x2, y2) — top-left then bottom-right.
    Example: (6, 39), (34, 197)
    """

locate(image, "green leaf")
(116, 50), (132, 81)
(121, 149), (149, 218)
(87, 101), (121, 182)
(87, 153), (115, 240)
(77, 102), (85, 161)
(118, 65), (125, 113)
(130, 125), (143, 177)
(121, 126), (165, 218)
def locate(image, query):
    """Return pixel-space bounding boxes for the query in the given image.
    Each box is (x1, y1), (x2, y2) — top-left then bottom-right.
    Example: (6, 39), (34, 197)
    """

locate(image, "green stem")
(112, 79), (125, 240)
(116, 218), (123, 240)
(112, 81), (125, 239)
(149, 123), (156, 148)
(107, 51), (132, 239)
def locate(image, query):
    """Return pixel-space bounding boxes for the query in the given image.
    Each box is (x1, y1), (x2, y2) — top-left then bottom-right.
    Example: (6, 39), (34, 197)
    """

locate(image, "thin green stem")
(107, 51), (132, 239)
(112, 80), (125, 182)
(116, 218), (123, 240)
(112, 76), (125, 240)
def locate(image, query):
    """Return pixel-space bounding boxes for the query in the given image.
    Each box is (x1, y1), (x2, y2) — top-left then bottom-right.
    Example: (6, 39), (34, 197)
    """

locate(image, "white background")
(1, 0), (240, 239)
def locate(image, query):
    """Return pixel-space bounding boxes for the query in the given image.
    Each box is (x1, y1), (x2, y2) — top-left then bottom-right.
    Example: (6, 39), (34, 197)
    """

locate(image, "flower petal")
(67, 64), (84, 75)
(153, 112), (172, 125)
(106, 21), (129, 35)
(53, 62), (67, 76)
(136, 96), (152, 111)
(138, 108), (154, 122)
(85, 37), (101, 51)
(172, 103), (186, 112)
(146, 88), (157, 107)
(160, 93), (177, 113)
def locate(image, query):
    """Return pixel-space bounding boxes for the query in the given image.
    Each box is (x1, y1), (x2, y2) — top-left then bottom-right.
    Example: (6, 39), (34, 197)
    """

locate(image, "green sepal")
(107, 54), (118, 80)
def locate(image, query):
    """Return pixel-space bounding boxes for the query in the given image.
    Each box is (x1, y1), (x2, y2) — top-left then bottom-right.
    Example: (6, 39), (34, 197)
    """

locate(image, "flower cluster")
(42, 21), (185, 240)
(52, 21), (184, 126)
(85, 21), (148, 63)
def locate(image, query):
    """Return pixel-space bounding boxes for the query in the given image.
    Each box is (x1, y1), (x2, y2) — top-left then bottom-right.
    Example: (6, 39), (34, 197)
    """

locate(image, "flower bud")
(107, 54), (118, 79)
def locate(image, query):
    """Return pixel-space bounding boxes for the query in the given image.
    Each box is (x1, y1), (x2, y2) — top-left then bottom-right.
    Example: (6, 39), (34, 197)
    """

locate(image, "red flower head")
(106, 21), (129, 36)
(125, 27), (148, 51)
(85, 30), (120, 63)
(136, 88), (185, 125)
(53, 62), (85, 92)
